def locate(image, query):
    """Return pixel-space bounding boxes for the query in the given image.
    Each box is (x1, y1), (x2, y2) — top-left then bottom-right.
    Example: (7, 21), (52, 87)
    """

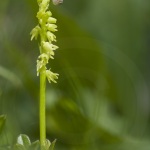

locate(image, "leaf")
(30, 140), (40, 150)
(13, 144), (26, 150)
(41, 139), (51, 150)
(0, 115), (6, 134)
(17, 134), (31, 148)
(45, 139), (51, 150)
(15, 135), (56, 150)
(41, 139), (56, 150)
(0, 66), (22, 87)
(49, 139), (56, 150)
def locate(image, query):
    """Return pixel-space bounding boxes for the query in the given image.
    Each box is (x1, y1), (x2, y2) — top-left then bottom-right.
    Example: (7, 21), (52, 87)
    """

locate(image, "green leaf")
(41, 139), (51, 150)
(0, 115), (6, 134)
(45, 139), (51, 150)
(49, 139), (56, 150)
(0, 66), (22, 87)
(41, 139), (56, 150)
(17, 134), (31, 148)
(14, 135), (56, 150)
(13, 144), (26, 150)
(30, 140), (40, 150)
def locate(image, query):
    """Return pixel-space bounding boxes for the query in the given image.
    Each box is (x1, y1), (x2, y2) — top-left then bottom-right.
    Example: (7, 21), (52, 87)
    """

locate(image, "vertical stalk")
(40, 70), (46, 146)
(30, 0), (59, 148)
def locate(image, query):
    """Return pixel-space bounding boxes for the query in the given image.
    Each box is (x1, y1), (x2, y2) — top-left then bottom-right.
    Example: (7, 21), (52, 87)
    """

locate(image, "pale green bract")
(30, 0), (59, 83)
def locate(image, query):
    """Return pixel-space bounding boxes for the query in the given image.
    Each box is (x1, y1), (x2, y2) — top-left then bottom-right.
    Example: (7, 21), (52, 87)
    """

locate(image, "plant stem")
(40, 70), (46, 146)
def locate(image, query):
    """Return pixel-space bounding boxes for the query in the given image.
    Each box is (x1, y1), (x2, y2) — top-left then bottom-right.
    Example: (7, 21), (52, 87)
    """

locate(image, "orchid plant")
(14, 0), (60, 149)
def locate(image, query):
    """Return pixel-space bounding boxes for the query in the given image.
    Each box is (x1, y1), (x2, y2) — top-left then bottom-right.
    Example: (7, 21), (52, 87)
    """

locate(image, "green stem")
(40, 70), (46, 146)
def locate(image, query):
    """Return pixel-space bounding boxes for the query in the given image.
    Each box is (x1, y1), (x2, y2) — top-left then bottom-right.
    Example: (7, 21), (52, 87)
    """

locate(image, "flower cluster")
(30, 0), (58, 83)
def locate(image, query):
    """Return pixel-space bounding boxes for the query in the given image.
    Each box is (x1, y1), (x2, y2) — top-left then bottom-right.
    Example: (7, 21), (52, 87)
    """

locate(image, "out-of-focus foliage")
(0, 0), (150, 149)
(0, 115), (6, 133)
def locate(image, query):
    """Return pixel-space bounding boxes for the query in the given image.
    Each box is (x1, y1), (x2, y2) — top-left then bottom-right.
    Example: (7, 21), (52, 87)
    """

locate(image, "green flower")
(37, 53), (49, 75)
(42, 41), (58, 59)
(46, 69), (59, 83)
(47, 31), (56, 42)
(46, 24), (58, 32)
(47, 17), (57, 23)
(31, 0), (59, 83)
(30, 25), (41, 40)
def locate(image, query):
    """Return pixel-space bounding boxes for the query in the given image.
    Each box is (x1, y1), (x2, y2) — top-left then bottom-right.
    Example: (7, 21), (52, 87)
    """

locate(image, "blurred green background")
(0, 0), (150, 149)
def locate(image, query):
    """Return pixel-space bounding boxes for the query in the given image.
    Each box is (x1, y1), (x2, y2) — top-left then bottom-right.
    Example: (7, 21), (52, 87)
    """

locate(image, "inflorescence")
(30, 0), (59, 83)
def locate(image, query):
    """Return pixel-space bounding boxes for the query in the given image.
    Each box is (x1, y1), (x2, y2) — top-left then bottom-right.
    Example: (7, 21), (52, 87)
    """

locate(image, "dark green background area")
(0, 0), (150, 149)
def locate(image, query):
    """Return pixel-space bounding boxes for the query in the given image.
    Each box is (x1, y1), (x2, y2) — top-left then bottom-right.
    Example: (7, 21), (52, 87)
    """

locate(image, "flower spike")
(31, 0), (59, 83)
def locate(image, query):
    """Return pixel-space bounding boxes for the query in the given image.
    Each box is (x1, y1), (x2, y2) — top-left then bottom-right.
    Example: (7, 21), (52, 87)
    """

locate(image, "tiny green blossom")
(37, 53), (49, 76)
(47, 31), (56, 42)
(30, 25), (41, 40)
(47, 17), (57, 24)
(30, 0), (59, 83)
(46, 69), (59, 83)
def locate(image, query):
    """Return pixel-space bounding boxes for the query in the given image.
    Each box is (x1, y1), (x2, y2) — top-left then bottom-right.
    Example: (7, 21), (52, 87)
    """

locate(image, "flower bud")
(47, 17), (57, 24)
(46, 24), (57, 32)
